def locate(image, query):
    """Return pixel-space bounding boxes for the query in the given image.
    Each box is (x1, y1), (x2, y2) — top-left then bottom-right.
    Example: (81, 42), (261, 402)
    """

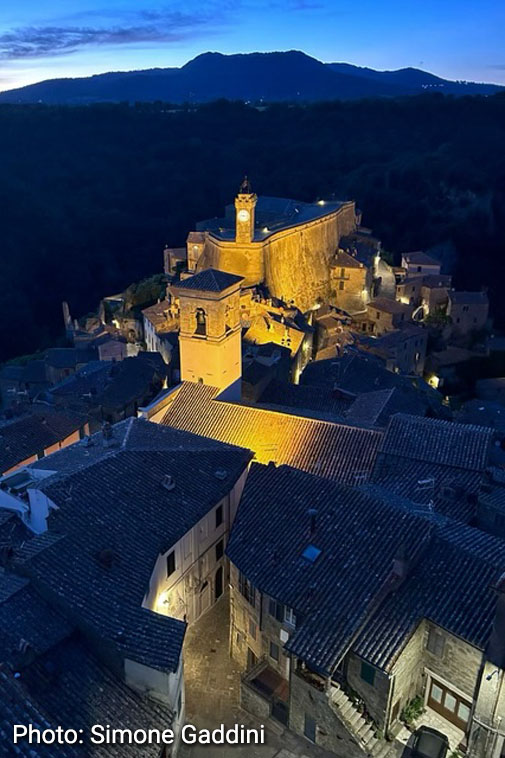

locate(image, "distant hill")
(0, 50), (502, 105)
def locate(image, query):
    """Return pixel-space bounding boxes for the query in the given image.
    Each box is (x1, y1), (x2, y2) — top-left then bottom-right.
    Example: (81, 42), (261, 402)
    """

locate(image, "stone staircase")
(329, 685), (393, 758)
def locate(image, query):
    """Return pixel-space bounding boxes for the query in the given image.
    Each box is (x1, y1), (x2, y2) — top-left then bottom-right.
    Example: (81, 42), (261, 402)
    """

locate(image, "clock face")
(238, 209), (250, 223)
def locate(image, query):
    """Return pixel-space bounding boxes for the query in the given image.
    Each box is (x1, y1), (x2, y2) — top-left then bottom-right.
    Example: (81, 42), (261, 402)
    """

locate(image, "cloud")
(488, 64), (505, 70)
(0, 8), (227, 60)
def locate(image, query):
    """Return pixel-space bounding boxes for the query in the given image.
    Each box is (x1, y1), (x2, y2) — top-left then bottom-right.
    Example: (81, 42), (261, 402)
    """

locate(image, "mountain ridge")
(0, 50), (502, 104)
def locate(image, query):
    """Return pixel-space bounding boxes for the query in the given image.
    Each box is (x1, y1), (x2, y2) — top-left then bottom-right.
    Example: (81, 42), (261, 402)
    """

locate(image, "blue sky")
(1, 0), (504, 91)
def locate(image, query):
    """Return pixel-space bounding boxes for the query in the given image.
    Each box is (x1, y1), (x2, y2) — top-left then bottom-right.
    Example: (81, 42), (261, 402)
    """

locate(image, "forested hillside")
(1, 94), (505, 361)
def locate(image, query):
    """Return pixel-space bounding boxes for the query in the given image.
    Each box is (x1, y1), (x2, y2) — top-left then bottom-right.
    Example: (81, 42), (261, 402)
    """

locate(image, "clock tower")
(234, 176), (257, 244)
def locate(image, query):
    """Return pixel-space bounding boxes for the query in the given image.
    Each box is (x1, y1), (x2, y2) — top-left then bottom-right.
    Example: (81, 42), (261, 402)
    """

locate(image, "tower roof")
(174, 268), (244, 293)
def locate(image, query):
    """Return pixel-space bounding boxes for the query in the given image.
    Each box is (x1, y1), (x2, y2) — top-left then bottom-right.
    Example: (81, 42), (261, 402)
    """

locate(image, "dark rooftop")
(0, 408), (86, 475)
(402, 251), (441, 267)
(173, 268), (244, 293)
(449, 290), (489, 306)
(226, 463), (431, 675)
(197, 195), (348, 242)
(379, 413), (492, 471)
(24, 420), (252, 673)
(0, 636), (175, 758)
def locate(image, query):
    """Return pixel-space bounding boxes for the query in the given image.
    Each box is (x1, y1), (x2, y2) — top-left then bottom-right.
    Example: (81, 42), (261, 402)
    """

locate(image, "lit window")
(284, 607), (297, 627)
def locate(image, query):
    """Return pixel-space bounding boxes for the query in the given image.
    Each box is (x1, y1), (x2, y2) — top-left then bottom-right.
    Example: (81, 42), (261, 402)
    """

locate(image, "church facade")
(185, 179), (358, 311)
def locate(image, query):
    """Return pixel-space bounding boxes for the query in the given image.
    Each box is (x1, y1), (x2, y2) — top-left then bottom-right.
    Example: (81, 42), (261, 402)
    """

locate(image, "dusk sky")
(1, 0), (504, 92)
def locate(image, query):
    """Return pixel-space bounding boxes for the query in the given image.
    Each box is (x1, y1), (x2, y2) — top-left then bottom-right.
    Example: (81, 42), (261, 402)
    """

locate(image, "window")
(238, 572), (255, 606)
(269, 598), (284, 622)
(269, 641), (280, 661)
(166, 551), (176, 577)
(360, 662), (376, 686)
(249, 618), (257, 640)
(417, 266), (422, 272)
(36, 450), (45, 460)
(340, 268), (345, 278)
(463, 305), (469, 313)
(177, 691), (183, 715)
(195, 307), (207, 335)
(427, 628), (445, 657)
(215, 539), (224, 561)
(376, 311), (380, 319)
(215, 504), (223, 528)
(284, 607), (297, 627)
(304, 714), (316, 742)
(339, 281), (344, 291)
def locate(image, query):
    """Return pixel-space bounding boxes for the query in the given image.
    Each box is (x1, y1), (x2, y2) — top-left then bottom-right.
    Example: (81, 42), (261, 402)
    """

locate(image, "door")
(215, 566), (223, 600)
(427, 677), (472, 731)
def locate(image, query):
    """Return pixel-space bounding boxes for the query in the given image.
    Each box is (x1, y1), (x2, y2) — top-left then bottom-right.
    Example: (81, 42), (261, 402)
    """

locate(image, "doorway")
(215, 566), (223, 600)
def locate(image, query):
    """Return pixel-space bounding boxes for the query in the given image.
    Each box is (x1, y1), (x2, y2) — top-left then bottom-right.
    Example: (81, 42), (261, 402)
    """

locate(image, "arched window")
(195, 308), (206, 335)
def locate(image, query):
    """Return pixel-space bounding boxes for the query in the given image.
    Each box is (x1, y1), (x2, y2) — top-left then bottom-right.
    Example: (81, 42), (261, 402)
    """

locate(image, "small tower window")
(195, 308), (207, 336)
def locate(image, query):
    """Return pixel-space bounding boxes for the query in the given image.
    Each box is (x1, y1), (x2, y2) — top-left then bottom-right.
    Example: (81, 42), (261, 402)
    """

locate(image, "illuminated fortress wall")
(197, 201), (356, 312)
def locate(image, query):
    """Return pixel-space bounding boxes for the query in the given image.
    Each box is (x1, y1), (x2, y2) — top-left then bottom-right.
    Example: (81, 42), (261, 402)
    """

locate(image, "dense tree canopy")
(1, 94), (504, 362)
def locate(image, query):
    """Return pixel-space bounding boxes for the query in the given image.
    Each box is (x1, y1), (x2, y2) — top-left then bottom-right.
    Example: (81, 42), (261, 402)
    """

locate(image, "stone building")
(366, 298), (414, 335)
(170, 269), (244, 401)
(226, 444), (505, 758)
(420, 274), (452, 316)
(142, 298), (179, 364)
(395, 277), (423, 307)
(448, 291), (489, 336)
(330, 249), (371, 314)
(0, 417), (252, 756)
(401, 251), (441, 279)
(184, 179), (358, 311)
(355, 325), (428, 375)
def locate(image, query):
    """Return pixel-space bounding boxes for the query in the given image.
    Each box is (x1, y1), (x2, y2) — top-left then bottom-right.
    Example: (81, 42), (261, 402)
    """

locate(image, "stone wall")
(389, 621), (426, 729)
(331, 263), (369, 314)
(346, 653), (392, 728)
(199, 203), (357, 312)
(229, 563), (262, 670)
(289, 669), (366, 757)
(421, 622), (482, 700)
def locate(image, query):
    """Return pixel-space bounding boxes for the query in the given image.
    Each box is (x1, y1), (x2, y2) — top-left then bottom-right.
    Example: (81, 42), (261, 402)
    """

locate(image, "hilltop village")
(0, 180), (505, 758)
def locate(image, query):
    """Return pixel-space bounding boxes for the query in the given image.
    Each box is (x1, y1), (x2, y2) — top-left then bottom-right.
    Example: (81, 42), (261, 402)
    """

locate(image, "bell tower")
(170, 268), (244, 401)
(234, 176), (257, 244)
